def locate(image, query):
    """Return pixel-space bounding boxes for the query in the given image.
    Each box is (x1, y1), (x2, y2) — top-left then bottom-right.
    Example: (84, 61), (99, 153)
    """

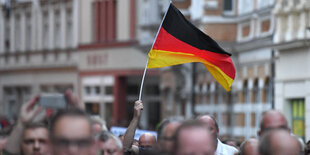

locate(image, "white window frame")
(223, 0), (235, 16)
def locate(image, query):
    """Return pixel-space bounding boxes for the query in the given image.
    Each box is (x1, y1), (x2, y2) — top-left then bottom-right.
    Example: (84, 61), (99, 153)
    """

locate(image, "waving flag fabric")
(147, 4), (235, 91)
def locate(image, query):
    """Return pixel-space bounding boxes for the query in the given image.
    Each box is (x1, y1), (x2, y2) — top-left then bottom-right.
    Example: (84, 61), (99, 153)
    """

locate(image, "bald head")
(258, 110), (289, 136)
(240, 138), (259, 155)
(139, 133), (156, 149)
(259, 129), (301, 155)
(197, 115), (219, 138)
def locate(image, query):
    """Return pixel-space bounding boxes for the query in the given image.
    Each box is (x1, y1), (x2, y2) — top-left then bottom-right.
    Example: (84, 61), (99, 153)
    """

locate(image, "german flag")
(147, 3), (235, 91)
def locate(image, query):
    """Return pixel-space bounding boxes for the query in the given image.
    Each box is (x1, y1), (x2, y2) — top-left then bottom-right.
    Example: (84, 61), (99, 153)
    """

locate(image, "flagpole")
(138, 2), (172, 101)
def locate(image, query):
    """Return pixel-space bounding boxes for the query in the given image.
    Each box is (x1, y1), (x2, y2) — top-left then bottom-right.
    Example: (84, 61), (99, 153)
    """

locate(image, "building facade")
(0, 0), (79, 121)
(273, 0), (310, 141)
(1, 0), (308, 141)
(152, 0), (275, 140)
(0, 0), (160, 129)
(193, 0), (275, 140)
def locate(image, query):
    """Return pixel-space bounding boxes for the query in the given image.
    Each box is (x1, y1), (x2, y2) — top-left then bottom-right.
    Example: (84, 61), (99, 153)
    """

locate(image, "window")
(85, 103), (100, 115)
(262, 78), (270, 103)
(104, 86), (113, 95)
(242, 80), (248, 103)
(105, 103), (113, 123)
(223, 0), (233, 11)
(25, 13), (32, 51)
(205, 83), (210, 104)
(54, 10), (61, 49)
(42, 11), (49, 49)
(145, 84), (159, 95)
(223, 0), (234, 15)
(54, 85), (73, 93)
(95, 86), (101, 95)
(66, 7), (73, 48)
(148, 101), (160, 130)
(234, 113), (245, 126)
(127, 85), (139, 95)
(66, 21), (72, 48)
(43, 24), (49, 49)
(215, 84), (223, 104)
(252, 79), (260, 103)
(238, 0), (253, 15)
(93, 0), (116, 42)
(291, 99), (305, 140)
(15, 14), (21, 51)
(5, 25), (10, 51)
(4, 86), (32, 120)
(257, 0), (274, 9)
(85, 86), (91, 95)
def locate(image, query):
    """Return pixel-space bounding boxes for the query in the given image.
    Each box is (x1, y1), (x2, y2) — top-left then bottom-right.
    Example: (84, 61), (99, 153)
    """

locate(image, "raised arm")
(123, 100), (143, 152)
(4, 95), (42, 154)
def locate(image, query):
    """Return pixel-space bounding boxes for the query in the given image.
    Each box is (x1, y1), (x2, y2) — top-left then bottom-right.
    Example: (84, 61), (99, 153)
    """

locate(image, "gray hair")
(99, 131), (123, 150)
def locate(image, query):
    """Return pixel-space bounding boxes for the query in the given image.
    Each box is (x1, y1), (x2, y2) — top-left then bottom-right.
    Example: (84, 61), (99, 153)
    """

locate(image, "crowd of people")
(0, 91), (309, 155)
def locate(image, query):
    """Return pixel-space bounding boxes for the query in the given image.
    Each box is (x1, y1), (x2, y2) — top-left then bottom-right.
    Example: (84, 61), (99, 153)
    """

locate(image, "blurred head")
(49, 108), (94, 155)
(91, 116), (108, 135)
(173, 120), (216, 155)
(259, 129), (301, 155)
(21, 123), (51, 155)
(157, 117), (183, 153)
(197, 115), (219, 139)
(239, 138), (259, 155)
(97, 131), (122, 155)
(258, 110), (289, 136)
(138, 133), (156, 150)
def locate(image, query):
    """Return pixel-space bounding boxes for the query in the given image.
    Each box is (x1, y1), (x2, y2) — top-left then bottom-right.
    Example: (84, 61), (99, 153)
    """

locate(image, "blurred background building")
(193, 0), (275, 140)
(273, 0), (310, 141)
(0, 0), (160, 129)
(0, 0), (309, 141)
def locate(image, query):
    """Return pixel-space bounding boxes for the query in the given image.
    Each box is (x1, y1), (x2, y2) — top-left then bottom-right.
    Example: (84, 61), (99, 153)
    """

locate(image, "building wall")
(0, 0), (80, 120)
(78, 47), (147, 71)
(116, 0), (130, 41)
(204, 23), (237, 42)
(78, 0), (161, 128)
(191, 0), (275, 140)
(274, 0), (310, 141)
(79, 0), (94, 45)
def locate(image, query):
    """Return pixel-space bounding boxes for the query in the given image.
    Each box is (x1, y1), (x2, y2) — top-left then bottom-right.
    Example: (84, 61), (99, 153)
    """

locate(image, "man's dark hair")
(156, 116), (184, 140)
(23, 122), (48, 138)
(49, 108), (91, 136)
(25, 122), (47, 130)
